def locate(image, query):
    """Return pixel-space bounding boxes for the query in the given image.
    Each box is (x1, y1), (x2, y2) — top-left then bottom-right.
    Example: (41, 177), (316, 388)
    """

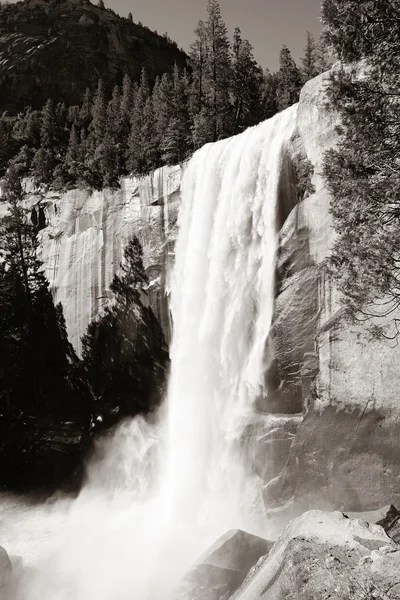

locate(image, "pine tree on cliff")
(0, 167), (83, 414)
(79, 87), (93, 130)
(161, 66), (193, 164)
(276, 46), (302, 110)
(64, 124), (83, 184)
(127, 69), (150, 174)
(231, 27), (264, 134)
(191, 0), (233, 147)
(261, 68), (279, 120)
(301, 32), (330, 83)
(141, 96), (159, 172)
(189, 19), (208, 118)
(301, 32), (320, 82)
(85, 79), (108, 187)
(101, 84), (122, 185)
(321, 0), (400, 330)
(81, 237), (168, 423)
(119, 74), (135, 173)
(89, 79), (107, 151)
(32, 99), (57, 185)
(152, 73), (174, 152)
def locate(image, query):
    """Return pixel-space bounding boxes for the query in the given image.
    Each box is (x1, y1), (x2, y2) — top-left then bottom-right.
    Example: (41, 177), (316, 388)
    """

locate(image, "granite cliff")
(0, 0), (188, 113)
(26, 65), (400, 519)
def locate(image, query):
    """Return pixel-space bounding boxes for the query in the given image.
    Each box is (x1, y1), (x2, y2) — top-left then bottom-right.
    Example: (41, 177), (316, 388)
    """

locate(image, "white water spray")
(0, 105), (297, 600)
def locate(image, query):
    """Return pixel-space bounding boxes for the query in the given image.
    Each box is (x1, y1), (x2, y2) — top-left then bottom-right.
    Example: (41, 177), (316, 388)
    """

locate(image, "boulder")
(178, 530), (273, 600)
(377, 505), (400, 545)
(232, 510), (400, 600)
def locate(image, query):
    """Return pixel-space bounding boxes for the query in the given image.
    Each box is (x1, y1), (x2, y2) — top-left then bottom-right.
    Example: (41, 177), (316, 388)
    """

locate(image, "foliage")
(81, 237), (169, 425)
(0, 167), (89, 417)
(321, 0), (400, 326)
(276, 46), (303, 111)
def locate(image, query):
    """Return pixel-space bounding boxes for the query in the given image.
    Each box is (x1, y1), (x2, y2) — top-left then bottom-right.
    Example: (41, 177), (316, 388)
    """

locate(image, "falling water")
(0, 104), (297, 600)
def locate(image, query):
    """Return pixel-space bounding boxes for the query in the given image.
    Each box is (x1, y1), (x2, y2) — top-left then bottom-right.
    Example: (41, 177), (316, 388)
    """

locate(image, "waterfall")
(0, 104), (297, 600)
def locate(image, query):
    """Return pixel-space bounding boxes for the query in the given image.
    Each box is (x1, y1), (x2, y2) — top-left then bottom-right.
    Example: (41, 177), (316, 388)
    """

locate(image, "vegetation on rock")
(322, 0), (400, 330)
(0, 167), (92, 489)
(81, 237), (169, 429)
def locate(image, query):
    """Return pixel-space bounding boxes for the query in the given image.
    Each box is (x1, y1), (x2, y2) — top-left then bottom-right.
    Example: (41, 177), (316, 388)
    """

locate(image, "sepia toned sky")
(109, 0), (324, 70)
(9, 0), (323, 70)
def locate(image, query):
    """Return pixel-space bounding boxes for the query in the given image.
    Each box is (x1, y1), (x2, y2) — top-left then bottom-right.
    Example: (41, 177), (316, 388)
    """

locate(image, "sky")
(8, 0), (323, 71)
(108, 0), (324, 70)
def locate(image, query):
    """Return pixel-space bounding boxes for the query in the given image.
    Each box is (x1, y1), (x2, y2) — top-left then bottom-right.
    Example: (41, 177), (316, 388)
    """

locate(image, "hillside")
(0, 0), (188, 113)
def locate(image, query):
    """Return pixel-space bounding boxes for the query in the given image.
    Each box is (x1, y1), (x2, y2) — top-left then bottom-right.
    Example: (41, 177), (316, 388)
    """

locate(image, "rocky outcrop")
(232, 511), (400, 600)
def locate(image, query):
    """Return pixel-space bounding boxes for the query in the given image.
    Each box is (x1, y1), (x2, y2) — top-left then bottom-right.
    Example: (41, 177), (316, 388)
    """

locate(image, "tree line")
(0, 0), (328, 191)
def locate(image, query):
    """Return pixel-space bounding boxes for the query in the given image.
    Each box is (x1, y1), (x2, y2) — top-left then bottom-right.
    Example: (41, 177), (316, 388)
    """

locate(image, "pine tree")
(85, 79), (108, 186)
(276, 46), (302, 111)
(261, 68), (279, 120)
(81, 237), (168, 421)
(153, 74), (173, 139)
(321, 0), (400, 328)
(40, 99), (58, 152)
(189, 19), (208, 117)
(161, 66), (192, 164)
(301, 32), (320, 82)
(64, 123), (82, 183)
(32, 147), (55, 185)
(231, 27), (264, 134)
(33, 99), (57, 184)
(141, 96), (159, 172)
(127, 69), (150, 174)
(10, 145), (34, 177)
(0, 167), (81, 413)
(119, 74), (135, 174)
(79, 87), (93, 130)
(128, 12), (133, 22)
(191, 0), (233, 147)
(89, 79), (107, 150)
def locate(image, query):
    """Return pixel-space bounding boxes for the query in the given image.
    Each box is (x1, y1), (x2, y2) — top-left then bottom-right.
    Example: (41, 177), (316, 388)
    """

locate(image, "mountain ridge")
(0, 0), (188, 113)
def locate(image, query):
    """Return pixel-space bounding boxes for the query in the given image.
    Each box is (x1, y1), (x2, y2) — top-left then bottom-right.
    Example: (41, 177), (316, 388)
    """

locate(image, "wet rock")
(179, 530), (273, 600)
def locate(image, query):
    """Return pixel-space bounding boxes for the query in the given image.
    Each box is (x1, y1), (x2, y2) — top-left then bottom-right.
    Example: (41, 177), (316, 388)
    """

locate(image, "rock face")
(35, 166), (181, 353)
(232, 511), (400, 600)
(0, 0), (187, 113)
(263, 68), (400, 521)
